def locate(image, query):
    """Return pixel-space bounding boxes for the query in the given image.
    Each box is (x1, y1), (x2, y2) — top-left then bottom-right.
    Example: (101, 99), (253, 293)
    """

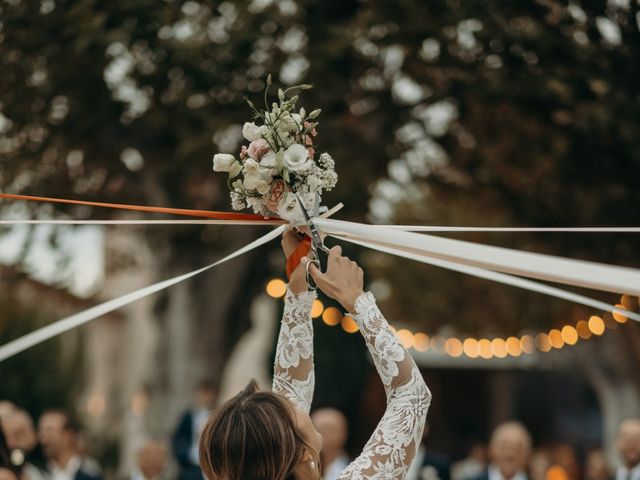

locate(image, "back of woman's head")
(199, 380), (307, 480)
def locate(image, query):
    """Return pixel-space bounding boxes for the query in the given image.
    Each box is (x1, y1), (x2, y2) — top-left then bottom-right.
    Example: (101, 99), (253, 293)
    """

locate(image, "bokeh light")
(612, 304), (628, 324)
(463, 338), (479, 358)
(506, 337), (522, 356)
(478, 339), (493, 359)
(341, 316), (359, 333)
(576, 320), (592, 340)
(322, 307), (342, 326)
(396, 329), (414, 349)
(445, 338), (463, 357)
(535, 333), (552, 352)
(311, 299), (324, 318)
(588, 315), (605, 335)
(413, 333), (429, 352)
(548, 329), (564, 349)
(266, 279), (287, 298)
(561, 325), (579, 345)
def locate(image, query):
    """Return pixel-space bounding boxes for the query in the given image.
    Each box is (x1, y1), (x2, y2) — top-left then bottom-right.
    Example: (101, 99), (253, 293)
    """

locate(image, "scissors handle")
(305, 248), (322, 291)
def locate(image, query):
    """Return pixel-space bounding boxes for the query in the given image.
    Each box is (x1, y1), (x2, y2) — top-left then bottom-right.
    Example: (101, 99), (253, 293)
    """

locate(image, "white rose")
(242, 122), (262, 142)
(255, 179), (271, 195)
(243, 172), (262, 190)
(283, 144), (311, 172)
(212, 153), (236, 172)
(243, 158), (272, 192)
(243, 158), (261, 177)
(260, 150), (277, 168)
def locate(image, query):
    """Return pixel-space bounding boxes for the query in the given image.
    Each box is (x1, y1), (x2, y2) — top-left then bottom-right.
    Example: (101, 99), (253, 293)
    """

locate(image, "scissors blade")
(294, 193), (329, 253)
(313, 192), (320, 218)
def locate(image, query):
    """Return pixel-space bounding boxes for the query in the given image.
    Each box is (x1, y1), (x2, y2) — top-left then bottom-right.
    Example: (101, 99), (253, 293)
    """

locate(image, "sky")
(0, 219), (104, 298)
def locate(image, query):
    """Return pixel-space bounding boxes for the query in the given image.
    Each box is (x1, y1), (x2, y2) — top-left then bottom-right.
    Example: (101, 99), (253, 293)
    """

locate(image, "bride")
(198, 230), (431, 480)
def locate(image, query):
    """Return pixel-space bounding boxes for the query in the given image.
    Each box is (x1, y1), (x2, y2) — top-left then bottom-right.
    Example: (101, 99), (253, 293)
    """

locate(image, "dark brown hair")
(199, 380), (310, 480)
(41, 409), (80, 434)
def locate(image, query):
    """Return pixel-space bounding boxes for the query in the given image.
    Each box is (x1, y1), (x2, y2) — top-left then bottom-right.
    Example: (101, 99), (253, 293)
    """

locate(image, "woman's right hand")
(303, 245), (364, 312)
(281, 229), (311, 294)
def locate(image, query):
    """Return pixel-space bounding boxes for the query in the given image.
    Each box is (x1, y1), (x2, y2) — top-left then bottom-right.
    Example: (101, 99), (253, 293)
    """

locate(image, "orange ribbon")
(286, 237), (312, 279)
(0, 193), (284, 223)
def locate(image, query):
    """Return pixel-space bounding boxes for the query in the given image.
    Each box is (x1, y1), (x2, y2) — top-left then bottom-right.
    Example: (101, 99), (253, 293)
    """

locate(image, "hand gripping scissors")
(294, 192), (330, 290)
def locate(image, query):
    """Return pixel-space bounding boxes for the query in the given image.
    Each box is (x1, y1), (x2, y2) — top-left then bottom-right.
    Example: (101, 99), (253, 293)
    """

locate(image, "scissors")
(294, 192), (330, 290)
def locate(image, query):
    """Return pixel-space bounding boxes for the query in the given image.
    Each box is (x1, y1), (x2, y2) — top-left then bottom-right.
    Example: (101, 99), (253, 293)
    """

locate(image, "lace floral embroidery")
(272, 288), (316, 413)
(338, 292), (432, 480)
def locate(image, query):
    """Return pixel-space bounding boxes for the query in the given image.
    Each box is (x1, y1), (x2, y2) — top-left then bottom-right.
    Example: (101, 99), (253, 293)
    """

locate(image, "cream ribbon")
(330, 234), (639, 323)
(316, 218), (640, 296)
(0, 225), (286, 362)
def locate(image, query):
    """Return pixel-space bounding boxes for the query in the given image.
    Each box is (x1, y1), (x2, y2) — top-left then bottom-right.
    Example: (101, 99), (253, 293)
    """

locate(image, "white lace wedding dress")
(273, 289), (432, 480)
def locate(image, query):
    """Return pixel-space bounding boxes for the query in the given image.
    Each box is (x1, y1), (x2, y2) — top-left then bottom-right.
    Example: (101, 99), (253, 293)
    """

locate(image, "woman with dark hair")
(199, 230), (431, 480)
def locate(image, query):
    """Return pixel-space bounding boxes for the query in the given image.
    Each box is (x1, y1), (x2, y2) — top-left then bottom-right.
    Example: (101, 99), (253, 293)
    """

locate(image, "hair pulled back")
(199, 380), (309, 480)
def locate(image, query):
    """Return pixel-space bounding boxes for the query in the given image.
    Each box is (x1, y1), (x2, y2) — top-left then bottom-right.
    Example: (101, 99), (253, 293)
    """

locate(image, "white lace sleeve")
(339, 292), (431, 480)
(272, 288), (317, 413)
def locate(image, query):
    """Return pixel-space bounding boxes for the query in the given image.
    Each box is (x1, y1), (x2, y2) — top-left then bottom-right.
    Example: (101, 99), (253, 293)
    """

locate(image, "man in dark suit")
(468, 421), (531, 480)
(615, 418), (640, 480)
(38, 410), (102, 480)
(171, 381), (217, 480)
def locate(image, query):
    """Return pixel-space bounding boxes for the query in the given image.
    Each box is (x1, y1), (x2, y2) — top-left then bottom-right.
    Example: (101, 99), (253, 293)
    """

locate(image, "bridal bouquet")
(212, 75), (337, 223)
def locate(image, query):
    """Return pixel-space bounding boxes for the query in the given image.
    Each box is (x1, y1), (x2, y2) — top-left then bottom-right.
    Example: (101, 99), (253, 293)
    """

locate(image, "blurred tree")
(0, 293), (78, 415)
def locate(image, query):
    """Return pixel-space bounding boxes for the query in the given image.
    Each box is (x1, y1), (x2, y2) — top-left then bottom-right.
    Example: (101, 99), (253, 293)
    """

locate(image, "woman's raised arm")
(307, 247), (431, 479)
(272, 230), (316, 414)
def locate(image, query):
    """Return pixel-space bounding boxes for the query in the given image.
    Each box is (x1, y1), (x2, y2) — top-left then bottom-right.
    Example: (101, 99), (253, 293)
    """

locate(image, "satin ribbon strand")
(316, 218), (640, 296)
(380, 225), (640, 233)
(330, 233), (640, 323)
(0, 225), (286, 363)
(0, 219), (284, 225)
(0, 193), (284, 223)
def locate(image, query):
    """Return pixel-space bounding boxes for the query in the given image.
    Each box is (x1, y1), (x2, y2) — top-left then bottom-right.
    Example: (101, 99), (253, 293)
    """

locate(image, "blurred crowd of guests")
(1, 382), (639, 480)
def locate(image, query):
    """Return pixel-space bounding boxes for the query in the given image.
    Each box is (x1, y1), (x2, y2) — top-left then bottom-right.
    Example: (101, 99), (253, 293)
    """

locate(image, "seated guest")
(38, 409), (102, 480)
(311, 408), (350, 480)
(171, 381), (217, 480)
(469, 421), (531, 480)
(452, 443), (487, 480)
(3, 409), (46, 480)
(616, 418), (640, 480)
(131, 440), (169, 480)
(585, 449), (612, 480)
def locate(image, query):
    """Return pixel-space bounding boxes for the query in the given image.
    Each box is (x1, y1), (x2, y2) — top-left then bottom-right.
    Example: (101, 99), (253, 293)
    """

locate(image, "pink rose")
(264, 179), (288, 212)
(247, 138), (270, 160)
(307, 147), (315, 159)
(305, 135), (314, 146)
(239, 145), (248, 160)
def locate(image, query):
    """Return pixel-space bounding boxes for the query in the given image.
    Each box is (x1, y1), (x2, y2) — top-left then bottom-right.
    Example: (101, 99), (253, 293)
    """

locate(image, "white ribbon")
(330, 234), (640, 323)
(381, 225), (640, 233)
(317, 218), (640, 296)
(0, 225), (286, 363)
(0, 220), (284, 225)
